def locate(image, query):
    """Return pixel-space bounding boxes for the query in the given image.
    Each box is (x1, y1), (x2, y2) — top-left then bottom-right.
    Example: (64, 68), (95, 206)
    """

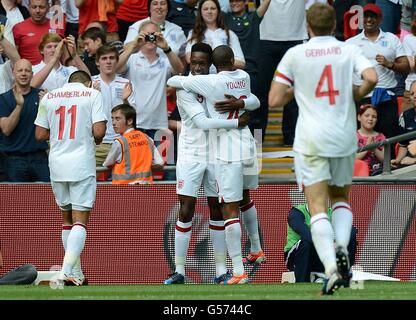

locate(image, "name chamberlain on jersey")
(47, 90), (92, 99)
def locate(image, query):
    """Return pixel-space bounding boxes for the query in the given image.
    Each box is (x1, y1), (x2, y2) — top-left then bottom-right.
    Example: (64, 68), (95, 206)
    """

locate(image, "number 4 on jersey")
(315, 65), (339, 105)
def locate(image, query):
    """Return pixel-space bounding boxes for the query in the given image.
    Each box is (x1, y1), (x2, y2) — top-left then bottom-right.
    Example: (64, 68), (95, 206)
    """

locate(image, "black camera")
(145, 33), (156, 43)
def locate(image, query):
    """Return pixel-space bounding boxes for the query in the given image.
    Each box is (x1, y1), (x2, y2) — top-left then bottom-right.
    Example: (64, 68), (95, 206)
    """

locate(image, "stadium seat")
(395, 142), (400, 157)
(353, 159), (370, 176)
(397, 96), (404, 116)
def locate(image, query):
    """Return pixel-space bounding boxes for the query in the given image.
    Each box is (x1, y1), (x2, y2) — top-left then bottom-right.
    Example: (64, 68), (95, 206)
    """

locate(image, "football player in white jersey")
(34, 70), (107, 287)
(164, 43), (252, 285)
(269, 3), (378, 294)
(168, 45), (264, 285)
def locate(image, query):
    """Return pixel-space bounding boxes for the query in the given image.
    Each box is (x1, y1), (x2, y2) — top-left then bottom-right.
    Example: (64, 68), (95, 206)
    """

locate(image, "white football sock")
(174, 221), (192, 276)
(331, 202), (353, 250)
(310, 213), (337, 277)
(61, 223), (87, 276)
(61, 225), (72, 250)
(224, 218), (244, 276)
(209, 220), (227, 277)
(240, 201), (262, 253)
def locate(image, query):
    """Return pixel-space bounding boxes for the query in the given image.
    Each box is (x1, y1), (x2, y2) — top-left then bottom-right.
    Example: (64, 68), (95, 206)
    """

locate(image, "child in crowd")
(356, 104), (385, 175)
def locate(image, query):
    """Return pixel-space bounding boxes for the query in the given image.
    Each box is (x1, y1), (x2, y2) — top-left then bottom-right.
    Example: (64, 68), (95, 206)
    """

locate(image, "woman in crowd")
(185, 0), (245, 72)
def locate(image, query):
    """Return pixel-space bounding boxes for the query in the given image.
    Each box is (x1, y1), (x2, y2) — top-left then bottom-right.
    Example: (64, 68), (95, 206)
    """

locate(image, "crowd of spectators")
(1, 0), (416, 182)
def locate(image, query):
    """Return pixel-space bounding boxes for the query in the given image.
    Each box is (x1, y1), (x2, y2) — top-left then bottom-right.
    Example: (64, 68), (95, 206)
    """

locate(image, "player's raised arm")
(167, 75), (187, 89)
(353, 67), (378, 103)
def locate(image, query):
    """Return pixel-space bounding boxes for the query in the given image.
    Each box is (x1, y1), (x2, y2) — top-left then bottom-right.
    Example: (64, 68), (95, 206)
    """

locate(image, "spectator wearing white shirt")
(60, 0), (79, 40)
(124, 0), (187, 57)
(256, 0), (307, 144)
(347, 3), (409, 145)
(92, 45), (136, 167)
(0, 0), (29, 45)
(186, 0), (245, 73)
(118, 21), (183, 141)
(31, 33), (90, 91)
(0, 27), (19, 95)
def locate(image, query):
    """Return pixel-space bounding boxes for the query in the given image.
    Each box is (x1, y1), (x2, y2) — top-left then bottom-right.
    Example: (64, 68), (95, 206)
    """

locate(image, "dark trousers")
(285, 228), (358, 282)
(256, 40), (302, 143)
(66, 22), (79, 41)
(4, 150), (50, 182)
(0, 264), (37, 285)
(117, 19), (135, 43)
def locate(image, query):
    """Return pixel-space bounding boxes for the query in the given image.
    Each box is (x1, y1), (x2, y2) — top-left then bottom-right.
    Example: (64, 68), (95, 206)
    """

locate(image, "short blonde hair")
(39, 33), (63, 52)
(307, 3), (336, 36)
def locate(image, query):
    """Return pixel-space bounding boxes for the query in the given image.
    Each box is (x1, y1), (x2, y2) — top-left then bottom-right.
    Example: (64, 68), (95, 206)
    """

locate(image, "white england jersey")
(177, 88), (211, 163)
(91, 74), (136, 143)
(35, 82), (107, 181)
(179, 69), (256, 162)
(274, 36), (373, 157)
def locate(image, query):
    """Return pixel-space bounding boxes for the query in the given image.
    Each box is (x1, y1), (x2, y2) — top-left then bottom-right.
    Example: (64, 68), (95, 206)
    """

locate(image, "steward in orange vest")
(103, 104), (164, 184)
(112, 129), (154, 184)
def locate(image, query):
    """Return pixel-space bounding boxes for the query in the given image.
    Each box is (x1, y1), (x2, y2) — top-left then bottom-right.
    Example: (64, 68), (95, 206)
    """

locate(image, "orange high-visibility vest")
(112, 130), (154, 184)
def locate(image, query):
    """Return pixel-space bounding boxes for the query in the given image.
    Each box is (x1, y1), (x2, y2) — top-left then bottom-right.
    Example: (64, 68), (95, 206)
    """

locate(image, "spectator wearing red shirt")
(76, 0), (119, 41)
(116, 0), (148, 42)
(12, 0), (65, 65)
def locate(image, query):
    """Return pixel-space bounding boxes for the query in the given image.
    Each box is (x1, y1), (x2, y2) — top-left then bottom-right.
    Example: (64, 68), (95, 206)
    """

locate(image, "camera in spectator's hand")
(145, 33), (156, 43)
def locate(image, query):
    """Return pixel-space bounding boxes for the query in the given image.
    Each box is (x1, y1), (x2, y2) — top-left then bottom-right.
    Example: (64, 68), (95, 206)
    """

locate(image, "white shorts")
(176, 161), (217, 198)
(51, 176), (96, 211)
(216, 158), (259, 203)
(294, 152), (355, 190)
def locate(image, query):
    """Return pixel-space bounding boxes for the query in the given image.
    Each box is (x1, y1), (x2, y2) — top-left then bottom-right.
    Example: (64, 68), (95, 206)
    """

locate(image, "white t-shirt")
(34, 82), (107, 181)
(274, 36), (373, 157)
(260, 0), (307, 41)
(402, 33), (416, 91)
(60, 0), (79, 23)
(125, 51), (172, 130)
(3, 6), (25, 45)
(0, 61), (13, 95)
(186, 28), (245, 73)
(124, 18), (187, 56)
(347, 30), (406, 93)
(32, 61), (78, 91)
(91, 74), (136, 143)
(169, 69), (257, 162)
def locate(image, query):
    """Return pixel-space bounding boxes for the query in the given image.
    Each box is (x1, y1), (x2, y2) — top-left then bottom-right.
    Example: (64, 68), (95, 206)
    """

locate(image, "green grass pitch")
(1, 281), (416, 300)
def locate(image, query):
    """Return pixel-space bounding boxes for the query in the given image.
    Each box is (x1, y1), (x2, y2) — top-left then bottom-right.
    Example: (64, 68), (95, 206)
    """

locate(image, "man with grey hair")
(117, 20), (183, 141)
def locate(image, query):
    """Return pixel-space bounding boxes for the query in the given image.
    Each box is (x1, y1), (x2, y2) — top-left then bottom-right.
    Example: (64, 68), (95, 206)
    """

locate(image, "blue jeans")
(375, 0), (402, 34)
(4, 150), (50, 182)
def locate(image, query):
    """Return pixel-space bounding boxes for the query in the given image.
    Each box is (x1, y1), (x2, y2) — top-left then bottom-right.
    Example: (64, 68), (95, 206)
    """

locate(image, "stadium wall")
(1, 184), (415, 284)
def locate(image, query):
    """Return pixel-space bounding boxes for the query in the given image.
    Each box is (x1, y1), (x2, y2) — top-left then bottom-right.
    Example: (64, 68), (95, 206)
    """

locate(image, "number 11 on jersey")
(55, 105), (77, 140)
(315, 65), (339, 105)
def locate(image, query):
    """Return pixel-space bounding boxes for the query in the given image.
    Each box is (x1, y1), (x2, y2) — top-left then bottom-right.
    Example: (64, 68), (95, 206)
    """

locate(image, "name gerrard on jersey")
(47, 90), (92, 99)
(305, 46), (341, 57)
